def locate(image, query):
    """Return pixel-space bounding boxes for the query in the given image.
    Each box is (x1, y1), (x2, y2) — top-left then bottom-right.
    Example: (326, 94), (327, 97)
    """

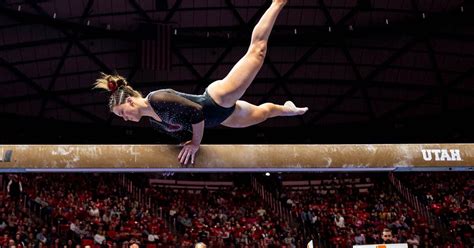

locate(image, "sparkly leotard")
(146, 88), (236, 138)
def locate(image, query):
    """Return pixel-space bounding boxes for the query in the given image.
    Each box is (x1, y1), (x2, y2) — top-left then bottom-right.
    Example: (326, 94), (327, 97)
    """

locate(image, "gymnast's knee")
(257, 103), (272, 120)
(248, 41), (267, 60)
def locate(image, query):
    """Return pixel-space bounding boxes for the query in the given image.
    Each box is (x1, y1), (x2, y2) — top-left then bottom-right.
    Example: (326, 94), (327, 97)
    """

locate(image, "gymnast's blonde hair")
(93, 72), (142, 110)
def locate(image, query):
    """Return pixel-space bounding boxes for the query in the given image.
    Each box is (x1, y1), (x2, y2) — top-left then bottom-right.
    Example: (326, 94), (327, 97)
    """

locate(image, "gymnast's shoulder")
(146, 88), (180, 103)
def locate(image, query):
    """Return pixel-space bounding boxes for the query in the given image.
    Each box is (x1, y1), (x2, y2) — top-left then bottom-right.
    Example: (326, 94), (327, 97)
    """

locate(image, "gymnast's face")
(112, 97), (141, 122)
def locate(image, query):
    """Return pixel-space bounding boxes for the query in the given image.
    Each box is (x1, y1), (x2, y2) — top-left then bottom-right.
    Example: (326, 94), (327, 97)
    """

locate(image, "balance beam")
(0, 144), (473, 172)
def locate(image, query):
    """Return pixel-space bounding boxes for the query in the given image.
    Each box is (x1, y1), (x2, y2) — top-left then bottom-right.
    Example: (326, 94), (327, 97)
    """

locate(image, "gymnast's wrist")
(190, 135), (202, 144)
(189, 139), (200, 146)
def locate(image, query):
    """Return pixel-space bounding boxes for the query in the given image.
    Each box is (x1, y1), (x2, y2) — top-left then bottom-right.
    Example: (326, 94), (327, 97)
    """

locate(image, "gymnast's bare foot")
(273, 0), (288, 6)
(283, 101), (308, 116)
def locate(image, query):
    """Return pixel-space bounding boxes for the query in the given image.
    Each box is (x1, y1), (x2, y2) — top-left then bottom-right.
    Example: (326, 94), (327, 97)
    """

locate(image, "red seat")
(150, 225), (160, 233)
(107, 230), (117, 239)
(81, 239), (94, 246)
(59, 224), (70, 234)
(146, 244), (157, 248)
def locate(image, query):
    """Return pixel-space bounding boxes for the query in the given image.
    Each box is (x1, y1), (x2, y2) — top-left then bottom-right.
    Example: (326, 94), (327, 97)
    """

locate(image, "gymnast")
(93, 0), (307, 165)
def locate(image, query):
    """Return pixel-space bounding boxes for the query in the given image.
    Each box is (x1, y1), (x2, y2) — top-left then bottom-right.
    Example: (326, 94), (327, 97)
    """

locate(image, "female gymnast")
(93, 0), (308, 165)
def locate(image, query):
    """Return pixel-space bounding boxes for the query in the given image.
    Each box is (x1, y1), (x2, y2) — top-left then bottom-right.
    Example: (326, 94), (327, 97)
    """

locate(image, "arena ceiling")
(0, 0), (473, 143)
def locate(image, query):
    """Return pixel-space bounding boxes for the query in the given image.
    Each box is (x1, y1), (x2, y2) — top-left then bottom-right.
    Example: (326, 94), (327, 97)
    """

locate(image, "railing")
(2, 176), (54, 228)
(388, 172), (443, 230)
(250, 176), (314, 247)
(251, 176), (293, 224)
(118, 174), (175, 233)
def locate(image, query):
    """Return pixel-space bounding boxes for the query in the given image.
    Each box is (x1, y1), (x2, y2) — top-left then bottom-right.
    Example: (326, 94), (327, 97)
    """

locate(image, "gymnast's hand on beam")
(178, 140), (200, 166)
(178, 120), (204, 166)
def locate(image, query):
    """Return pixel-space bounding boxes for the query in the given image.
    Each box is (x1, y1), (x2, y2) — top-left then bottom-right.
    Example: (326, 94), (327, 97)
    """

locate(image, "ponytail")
(93, 72), (142, 110)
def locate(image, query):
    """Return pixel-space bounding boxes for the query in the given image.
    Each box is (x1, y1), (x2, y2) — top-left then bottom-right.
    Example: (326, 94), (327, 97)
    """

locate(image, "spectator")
(7, 175), (23, 200)
(334, 213), (345, 228)
(35, 227), (48, 245)
(94, 230), (106, 245)
(195, 242), (206, 248)
(355, 231), (366, 245)
(381, 228), (394, 244)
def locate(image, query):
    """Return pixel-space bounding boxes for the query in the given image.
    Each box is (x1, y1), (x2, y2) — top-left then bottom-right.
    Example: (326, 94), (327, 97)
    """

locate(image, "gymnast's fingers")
(179, 149), (187, 164)
(178, 148), (184, 161)
(185, 151), (192, 165)
(180, 149), (187, 164)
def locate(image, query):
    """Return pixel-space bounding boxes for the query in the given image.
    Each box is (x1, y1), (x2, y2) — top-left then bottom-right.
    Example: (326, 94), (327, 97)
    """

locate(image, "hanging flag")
(139, 23), (172, 71)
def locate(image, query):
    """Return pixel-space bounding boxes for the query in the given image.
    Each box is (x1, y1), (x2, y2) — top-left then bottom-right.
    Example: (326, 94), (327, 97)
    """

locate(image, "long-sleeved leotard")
(146, 88), (236, 139)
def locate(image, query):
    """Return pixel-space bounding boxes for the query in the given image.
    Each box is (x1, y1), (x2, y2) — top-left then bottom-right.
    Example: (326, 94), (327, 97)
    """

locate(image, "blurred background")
(0, 0), (473, 144)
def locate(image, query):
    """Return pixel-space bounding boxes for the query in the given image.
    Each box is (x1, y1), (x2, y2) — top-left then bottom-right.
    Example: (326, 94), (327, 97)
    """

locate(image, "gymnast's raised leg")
(206, 0), (307, 128)
(206, 0), (286, 107)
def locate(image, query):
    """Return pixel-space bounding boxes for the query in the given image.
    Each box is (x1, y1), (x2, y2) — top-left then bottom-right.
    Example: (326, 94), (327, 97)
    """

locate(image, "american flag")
(139, 24), (172, 71)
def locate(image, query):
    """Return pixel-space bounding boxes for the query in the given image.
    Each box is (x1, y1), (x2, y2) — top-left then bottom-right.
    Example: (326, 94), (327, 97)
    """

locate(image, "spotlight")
(265, 172), (270, 176)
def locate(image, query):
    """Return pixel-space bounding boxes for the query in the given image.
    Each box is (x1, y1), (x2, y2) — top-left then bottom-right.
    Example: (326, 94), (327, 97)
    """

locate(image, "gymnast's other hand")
(178, 140), (200, 165)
